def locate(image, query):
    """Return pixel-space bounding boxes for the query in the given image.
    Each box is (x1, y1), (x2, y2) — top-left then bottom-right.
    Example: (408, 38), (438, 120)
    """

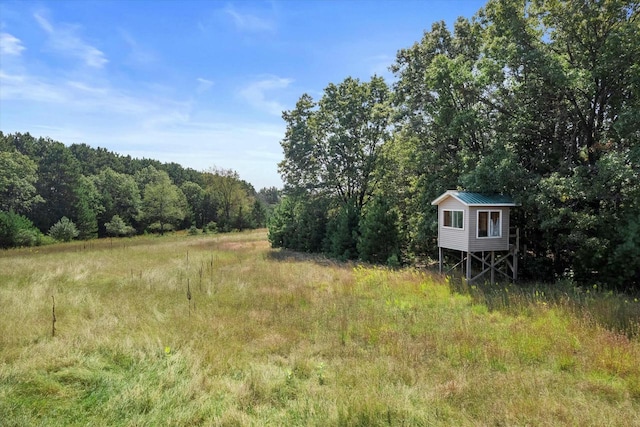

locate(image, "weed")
(51, 295), (56, 338)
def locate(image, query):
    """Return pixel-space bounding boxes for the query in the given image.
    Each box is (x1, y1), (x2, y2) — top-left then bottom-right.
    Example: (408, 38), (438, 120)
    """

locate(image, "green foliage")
(294, 197), (329, 253)
(358, 198), (401, 265)
(74, 175), (103, 240)
(250, 199), (267, 228)
(203, 168), (255, 232)
(267, 197), (297, 249)
(530, 147), (640, 284)
(0, 0), (637, 289)
(104, 215), (135, 237)
(49, 216), (79, 242)
(326, 201), (360, 260)
(146, 222), (175, 234)
(274, 75), (393, 262)
(0, 150), (44, 214)
(2, 132), (263, 242)
(279, 76), (391, 210)
(257, 186), (281, 205)
(93, 168), (141, 236)
(139, 171), (186, 235)
(0, 211), (45, 248)
(205, 221), (218, 234)
(180, 181), (205, 228)
(33, 140), (85, 232)
(268, 0), (640, 289)
(134, 165), (167, 190)
(385, 0), (640, 288)
(268, 196), (328, 252)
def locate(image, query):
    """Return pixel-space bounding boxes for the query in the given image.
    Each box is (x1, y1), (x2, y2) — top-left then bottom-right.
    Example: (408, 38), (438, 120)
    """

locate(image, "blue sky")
(0, 0), (486, 189)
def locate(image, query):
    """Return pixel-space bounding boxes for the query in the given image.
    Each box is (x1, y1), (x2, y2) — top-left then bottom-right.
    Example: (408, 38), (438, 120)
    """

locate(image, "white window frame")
(442, 209), (464, 230)
(477, 210), (502, 238)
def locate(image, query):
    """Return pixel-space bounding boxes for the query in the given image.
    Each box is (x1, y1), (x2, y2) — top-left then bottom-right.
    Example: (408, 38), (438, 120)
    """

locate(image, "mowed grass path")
(1, 230), (638, 426)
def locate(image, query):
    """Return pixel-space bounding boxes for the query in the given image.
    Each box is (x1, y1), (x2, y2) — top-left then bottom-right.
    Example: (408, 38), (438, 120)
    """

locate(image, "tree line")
(1, 132), (279, 246)
(269, 0), (640, 290)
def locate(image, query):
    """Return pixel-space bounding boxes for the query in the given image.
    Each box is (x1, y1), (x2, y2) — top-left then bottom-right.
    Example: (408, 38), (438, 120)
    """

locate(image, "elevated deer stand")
(432, 190), (519, 284)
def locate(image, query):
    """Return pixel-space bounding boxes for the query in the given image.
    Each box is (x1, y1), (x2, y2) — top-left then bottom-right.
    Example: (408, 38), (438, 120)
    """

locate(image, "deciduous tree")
(0, 151), (43, 214)
(140, 172), (186, 235)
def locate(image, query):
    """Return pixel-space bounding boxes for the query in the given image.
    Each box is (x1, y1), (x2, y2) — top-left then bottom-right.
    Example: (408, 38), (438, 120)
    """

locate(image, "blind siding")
(468, 207), (511, 252)
(438, 198), (469, 251)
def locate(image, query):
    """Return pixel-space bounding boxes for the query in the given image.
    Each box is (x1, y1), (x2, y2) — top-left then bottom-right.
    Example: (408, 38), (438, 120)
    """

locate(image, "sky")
(0, 0), (487, 190)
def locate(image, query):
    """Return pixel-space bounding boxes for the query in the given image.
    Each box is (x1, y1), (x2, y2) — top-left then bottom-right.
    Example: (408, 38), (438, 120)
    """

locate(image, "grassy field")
(1, 230), (639, 426)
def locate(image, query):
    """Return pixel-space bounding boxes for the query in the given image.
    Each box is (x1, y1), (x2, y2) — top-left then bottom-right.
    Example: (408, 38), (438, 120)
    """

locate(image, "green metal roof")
(455, 192), (515, 205)
(431, 191), (518, 206)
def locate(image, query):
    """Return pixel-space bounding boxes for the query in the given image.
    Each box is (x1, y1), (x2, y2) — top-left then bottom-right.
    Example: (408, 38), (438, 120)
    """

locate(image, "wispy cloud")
(0, 32), (25, 56)
(119, 29), (156, 66)
(0, 69), (184, 117)
(239, 76), (292, 116)
(0, 71), (67, 103)
(197, 77), (214, 93)
(33, 12), (108, 68)
(224, 5), (275, 32)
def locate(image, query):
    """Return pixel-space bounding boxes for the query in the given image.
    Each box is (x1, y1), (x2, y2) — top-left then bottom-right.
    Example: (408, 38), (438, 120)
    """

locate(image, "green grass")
(1, 230), (639, 426)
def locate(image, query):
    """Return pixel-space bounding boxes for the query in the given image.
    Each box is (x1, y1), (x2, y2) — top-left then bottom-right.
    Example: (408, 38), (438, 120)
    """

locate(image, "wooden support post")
(513, 228), (519, 282)
(490, 251), (495, 285)
(439, 247), (443, 274)
(466, 251), (472, 282)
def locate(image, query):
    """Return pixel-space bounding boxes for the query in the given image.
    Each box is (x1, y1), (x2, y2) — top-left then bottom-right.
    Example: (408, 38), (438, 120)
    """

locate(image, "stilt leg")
(491, 251), (495, 285)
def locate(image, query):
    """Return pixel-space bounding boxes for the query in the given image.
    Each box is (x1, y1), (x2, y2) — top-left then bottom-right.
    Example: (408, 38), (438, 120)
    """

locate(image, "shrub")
(104, 215), (135, 237)
(147, 222), (175, 234)
(386, 253), (401, 268)
(0, 211), (44, 248)
(48, 217), (79, 242)
(15, 228), (43, 247)
(188, 225), (199, 235)
(205, 221), (218, 234)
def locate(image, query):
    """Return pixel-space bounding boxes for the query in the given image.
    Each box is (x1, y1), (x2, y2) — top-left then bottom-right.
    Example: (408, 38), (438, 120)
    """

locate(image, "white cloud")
(1, 66), (285, 187)
(34, 12), (108, 68)
(239, 76), (292, 116)
(0, 71), (67, 103)
(224, 5), (275, 32)
(0, 32), (25, 56)
(33, 13), (54, 33)
(0, 69), (187, 118)
(66, 80), (109, 95)
(197, 77), (214, 93)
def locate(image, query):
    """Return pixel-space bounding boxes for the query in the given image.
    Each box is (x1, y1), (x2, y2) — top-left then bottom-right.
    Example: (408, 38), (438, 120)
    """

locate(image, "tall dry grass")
(0, 230), (638, 426)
